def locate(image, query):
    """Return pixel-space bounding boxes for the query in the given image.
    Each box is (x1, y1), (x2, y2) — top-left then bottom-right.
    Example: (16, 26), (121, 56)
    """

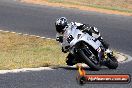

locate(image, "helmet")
(55, 17), (68, 33)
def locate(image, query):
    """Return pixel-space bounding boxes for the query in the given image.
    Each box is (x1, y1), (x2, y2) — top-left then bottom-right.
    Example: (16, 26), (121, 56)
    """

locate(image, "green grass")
(47, 0), (132, 13)
(0, 31), (67, 70)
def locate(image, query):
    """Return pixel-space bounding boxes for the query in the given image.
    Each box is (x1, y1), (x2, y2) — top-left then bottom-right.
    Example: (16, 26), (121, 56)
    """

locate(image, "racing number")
(67, 35), (74, 43)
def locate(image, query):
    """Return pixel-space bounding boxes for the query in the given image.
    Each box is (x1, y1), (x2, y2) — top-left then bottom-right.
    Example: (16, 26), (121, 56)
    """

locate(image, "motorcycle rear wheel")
(105, 55), (118, 69)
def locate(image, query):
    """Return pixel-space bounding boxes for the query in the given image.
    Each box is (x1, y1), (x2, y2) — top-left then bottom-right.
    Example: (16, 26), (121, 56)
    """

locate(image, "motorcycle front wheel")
(78, 48), (101, 71)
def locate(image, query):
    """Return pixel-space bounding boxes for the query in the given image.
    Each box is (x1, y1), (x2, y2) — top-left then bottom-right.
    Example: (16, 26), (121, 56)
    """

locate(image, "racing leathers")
(75, 22), (109, 50)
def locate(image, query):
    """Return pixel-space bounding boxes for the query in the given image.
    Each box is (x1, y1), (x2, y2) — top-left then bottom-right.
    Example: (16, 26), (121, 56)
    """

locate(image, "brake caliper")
(103, 52), (108, 59)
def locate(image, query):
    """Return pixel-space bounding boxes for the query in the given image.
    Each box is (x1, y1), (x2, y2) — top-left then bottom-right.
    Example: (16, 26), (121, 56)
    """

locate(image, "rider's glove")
(56, 36), (63, 43)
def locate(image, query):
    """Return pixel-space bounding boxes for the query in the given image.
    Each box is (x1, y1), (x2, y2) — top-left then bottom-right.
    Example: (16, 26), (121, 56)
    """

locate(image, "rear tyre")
(106, 55), (118, 69)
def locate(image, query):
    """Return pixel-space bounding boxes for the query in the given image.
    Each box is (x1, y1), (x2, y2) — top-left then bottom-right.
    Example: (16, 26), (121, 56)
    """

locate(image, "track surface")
(0, 0), (132, 88)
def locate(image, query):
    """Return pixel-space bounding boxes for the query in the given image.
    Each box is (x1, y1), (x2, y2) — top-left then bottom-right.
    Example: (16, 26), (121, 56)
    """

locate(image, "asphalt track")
(0, 0), (132, 88)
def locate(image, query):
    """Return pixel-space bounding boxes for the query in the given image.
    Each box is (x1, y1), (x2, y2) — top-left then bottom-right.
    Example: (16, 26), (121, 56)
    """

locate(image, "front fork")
(97, 48), (109, 65)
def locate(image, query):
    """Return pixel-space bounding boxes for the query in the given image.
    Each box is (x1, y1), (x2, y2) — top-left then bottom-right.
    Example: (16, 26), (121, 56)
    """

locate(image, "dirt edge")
(21, 0), (132, 16)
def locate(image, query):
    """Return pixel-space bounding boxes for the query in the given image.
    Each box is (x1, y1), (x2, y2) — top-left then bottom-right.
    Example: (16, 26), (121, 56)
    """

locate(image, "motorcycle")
(56, 24), (118, 70)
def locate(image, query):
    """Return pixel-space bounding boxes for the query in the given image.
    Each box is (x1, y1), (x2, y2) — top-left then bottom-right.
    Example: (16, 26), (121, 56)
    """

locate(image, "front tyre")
(78, 49), (100, 71)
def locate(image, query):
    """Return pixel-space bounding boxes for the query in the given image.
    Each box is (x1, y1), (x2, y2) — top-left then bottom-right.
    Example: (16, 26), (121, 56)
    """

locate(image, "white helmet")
(55, 17), (68, 33)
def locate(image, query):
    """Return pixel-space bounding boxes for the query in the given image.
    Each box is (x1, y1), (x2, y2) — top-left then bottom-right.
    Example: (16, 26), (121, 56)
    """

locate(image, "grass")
(0, 30), (126, 70)
(0, 31), (67, 70)
(47, 0), (132, 13)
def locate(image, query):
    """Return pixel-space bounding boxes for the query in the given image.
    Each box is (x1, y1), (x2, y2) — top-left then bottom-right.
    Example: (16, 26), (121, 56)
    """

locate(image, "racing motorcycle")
(56, 24), (118, 70)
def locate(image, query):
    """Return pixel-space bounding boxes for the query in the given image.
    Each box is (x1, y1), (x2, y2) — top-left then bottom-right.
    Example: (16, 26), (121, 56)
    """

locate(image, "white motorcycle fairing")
(56, 22), (118, 70)
(62, 25), (102, 52)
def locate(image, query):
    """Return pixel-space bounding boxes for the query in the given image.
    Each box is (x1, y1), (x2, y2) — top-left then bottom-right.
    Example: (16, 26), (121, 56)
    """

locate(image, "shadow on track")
(54, 66), (109, 71)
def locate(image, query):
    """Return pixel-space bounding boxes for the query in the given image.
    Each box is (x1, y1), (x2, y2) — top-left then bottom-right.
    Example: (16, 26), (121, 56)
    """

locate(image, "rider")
(55, 17), (110, 66)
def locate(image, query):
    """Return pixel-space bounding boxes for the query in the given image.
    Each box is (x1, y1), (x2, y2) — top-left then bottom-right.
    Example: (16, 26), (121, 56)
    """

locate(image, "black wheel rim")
(83, 48), (99, 65)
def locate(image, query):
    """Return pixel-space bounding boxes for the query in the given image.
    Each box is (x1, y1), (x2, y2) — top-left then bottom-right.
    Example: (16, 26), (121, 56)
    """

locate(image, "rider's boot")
(66, 53), (77, 66)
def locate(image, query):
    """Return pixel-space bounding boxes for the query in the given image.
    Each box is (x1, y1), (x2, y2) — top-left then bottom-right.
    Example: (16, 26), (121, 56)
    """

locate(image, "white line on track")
(0, 67), (54, 74)
(120, 54), (132, 64)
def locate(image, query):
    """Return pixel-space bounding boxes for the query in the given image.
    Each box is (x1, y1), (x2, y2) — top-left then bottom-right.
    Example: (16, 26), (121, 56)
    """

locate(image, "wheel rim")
(83, 48), (99, 65)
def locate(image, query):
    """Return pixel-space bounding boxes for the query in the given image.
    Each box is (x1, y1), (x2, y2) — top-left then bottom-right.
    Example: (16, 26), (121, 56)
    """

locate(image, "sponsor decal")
(76, 65), (131, 85)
